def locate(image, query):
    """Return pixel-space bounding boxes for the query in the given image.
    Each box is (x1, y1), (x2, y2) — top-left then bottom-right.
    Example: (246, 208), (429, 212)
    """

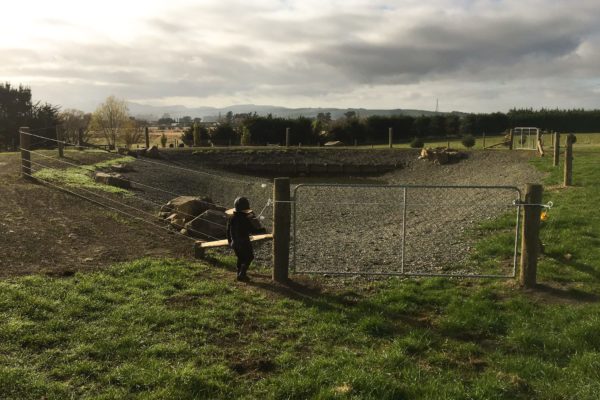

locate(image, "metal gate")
(291, 184), (521, 278)
(514, 127), (539, 150)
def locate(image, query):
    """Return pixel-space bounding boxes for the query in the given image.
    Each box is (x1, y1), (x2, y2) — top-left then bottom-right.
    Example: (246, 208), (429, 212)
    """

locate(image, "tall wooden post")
(388, 127), (393, 148)
(56, 126), (64, 157)
(519, 183), (543, 288)
(272, 177), (291, 282)
(145, 126), (150, 148)
(508, 129), (514, 150)
(564, 134), (574, 187)
(20, 127), (32, 179)
(553, 132), (560, 167)
(482, 132), (486, 149)
(77, 128), (84, 150)
(536, 130), (544, 156)
(285, 127), (290, 147)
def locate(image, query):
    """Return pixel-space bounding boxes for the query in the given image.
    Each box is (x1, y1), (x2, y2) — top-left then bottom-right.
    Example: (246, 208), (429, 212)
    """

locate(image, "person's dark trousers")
(234, 244), (254, 279)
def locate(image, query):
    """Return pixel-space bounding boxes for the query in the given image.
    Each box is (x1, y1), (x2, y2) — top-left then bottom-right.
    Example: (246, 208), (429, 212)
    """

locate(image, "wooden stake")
(20, 127), (32, 179)
(482, 132), (486, 149)
(77, 128), (84, 150)
(285, 127), (290, 147)
(564, 134), (574, 186)
(388, 127), (393, 148)
(536, 130), (544, 157)
(508, 129), (514, 150)
(145, 126), (150, 148)
(553, 132), (560, 167)
(272, 177), (291, 282)
(57, 126), (64, 158)
(519, 183), (543, 288)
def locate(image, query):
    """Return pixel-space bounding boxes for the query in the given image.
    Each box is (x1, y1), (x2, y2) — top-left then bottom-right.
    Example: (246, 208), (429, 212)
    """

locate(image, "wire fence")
(17, 128), (559, 278)
(19, 130), (274, 264)
(291, 184), (523, 277)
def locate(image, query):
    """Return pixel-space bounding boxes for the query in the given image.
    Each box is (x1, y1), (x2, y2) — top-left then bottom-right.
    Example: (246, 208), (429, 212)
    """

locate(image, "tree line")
(207, 109), (600, 146)
(3, 83), (600, 150)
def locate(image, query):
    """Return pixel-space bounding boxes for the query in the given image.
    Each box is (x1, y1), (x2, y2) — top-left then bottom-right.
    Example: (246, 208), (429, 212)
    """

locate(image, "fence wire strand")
(21, 167), (198, 243)
(27, 159), (226, 239)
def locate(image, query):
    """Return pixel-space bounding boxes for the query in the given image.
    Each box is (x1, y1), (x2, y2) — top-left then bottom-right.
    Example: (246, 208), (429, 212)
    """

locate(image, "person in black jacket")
(226, 196), (257, 281)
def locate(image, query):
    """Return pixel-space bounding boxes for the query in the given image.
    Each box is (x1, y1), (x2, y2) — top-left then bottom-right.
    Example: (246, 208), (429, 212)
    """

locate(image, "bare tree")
(122, 117), (146, 148)
(90, 96), (129, 147)
(59, 109), (91, 144)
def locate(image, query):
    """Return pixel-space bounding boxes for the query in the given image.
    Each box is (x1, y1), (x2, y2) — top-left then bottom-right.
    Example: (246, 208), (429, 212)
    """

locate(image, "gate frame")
(514, 127), (540, 150)
(291, 183), (522, 278)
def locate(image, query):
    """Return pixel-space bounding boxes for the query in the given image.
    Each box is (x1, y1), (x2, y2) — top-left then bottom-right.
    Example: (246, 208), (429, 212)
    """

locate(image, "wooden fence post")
(564, 134), (574, 187)
(536, 130), (544, 156)
(57, 126), (64, 157)
(145, 126), (150, 148)
(77, 128), (84, 150)
(519, 183), (543, 288)
(508, 129), (514, 150)
(482, 132), (486, 149)
(273, 177), (291, 282)
(553, 132), (560, 167)
(285, 128), (290, 148)
(388, 127), (393, 148)
(20, 127), (32, 179)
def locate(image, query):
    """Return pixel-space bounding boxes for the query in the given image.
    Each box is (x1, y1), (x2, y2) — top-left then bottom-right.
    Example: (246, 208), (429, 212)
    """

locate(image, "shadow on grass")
(532, 283), (599, 303)
(546, 251), (600, 281)
(204, 253), (432, 336)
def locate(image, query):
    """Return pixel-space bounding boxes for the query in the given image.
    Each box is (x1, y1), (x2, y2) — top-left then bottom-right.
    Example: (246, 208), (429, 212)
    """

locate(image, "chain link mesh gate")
(291, 184), (521, 278)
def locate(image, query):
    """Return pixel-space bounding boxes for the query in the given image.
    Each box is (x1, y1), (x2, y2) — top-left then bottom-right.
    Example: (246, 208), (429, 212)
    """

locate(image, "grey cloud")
(4, 0), (600, 112)
(304, 12), (593, 85)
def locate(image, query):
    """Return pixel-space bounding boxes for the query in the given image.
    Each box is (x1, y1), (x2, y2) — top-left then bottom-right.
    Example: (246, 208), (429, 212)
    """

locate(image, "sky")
(1, 0), (600, 113)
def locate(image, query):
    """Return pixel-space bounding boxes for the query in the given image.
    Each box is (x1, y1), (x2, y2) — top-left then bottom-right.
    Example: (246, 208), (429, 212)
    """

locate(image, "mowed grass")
(2, 258), (600, 399)
(1, 145), (600, 399)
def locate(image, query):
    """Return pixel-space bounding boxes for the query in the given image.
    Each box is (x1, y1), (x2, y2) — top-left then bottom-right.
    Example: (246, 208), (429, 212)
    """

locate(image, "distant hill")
(126, 102), (466, 121)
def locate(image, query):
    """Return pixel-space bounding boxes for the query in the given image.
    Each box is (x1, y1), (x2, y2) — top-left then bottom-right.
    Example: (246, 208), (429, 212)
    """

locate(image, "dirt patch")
(0, 152), (192, 278)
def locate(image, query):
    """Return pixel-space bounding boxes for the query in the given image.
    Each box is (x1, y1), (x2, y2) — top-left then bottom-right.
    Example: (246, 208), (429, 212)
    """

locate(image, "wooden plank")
(197, 233), (273, 249)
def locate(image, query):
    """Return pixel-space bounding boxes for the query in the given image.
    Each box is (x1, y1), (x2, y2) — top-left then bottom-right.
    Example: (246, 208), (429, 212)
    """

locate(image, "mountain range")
(126, 102), (465, 121)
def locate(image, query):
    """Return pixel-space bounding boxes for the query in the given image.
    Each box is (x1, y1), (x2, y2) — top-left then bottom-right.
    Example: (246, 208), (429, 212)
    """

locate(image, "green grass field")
(1, 145), (599, 399)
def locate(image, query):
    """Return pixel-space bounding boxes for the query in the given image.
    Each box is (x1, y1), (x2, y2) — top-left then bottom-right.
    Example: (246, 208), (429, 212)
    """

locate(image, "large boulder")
(159, 196), (224, 223)
(110, 163), (134, 173)
(418, 147), (466, 165)
(166, 213), (186, 230)
(94, 172), (131, 189)
(145, 145), (161, 159)
(185, 209), (228, 240)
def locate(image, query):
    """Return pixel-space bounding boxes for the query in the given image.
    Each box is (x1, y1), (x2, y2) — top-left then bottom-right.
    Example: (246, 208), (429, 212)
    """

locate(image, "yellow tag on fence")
(541, 211), (549, 221)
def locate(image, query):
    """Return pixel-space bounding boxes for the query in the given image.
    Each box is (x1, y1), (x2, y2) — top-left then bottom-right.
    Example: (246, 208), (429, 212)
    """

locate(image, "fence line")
(19, 135), (276, 245)
(28, 162), (222, 240)
(20, 129), (270, 188)
(21, 147), (246, 223)
(26, 160), (224, 240)
(21, 167), (198, 243)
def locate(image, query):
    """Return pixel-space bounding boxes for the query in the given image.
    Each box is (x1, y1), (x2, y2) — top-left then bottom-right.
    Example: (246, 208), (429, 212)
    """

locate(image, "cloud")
(1, 0), (599, 112)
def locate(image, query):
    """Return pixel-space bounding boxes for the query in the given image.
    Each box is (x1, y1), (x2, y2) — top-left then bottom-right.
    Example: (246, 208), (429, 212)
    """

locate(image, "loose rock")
(94, 172), (131, 189)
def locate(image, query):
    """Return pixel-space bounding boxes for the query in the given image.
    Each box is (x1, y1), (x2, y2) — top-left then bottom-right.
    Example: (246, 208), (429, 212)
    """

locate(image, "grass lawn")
(1, 146), (599, 399)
